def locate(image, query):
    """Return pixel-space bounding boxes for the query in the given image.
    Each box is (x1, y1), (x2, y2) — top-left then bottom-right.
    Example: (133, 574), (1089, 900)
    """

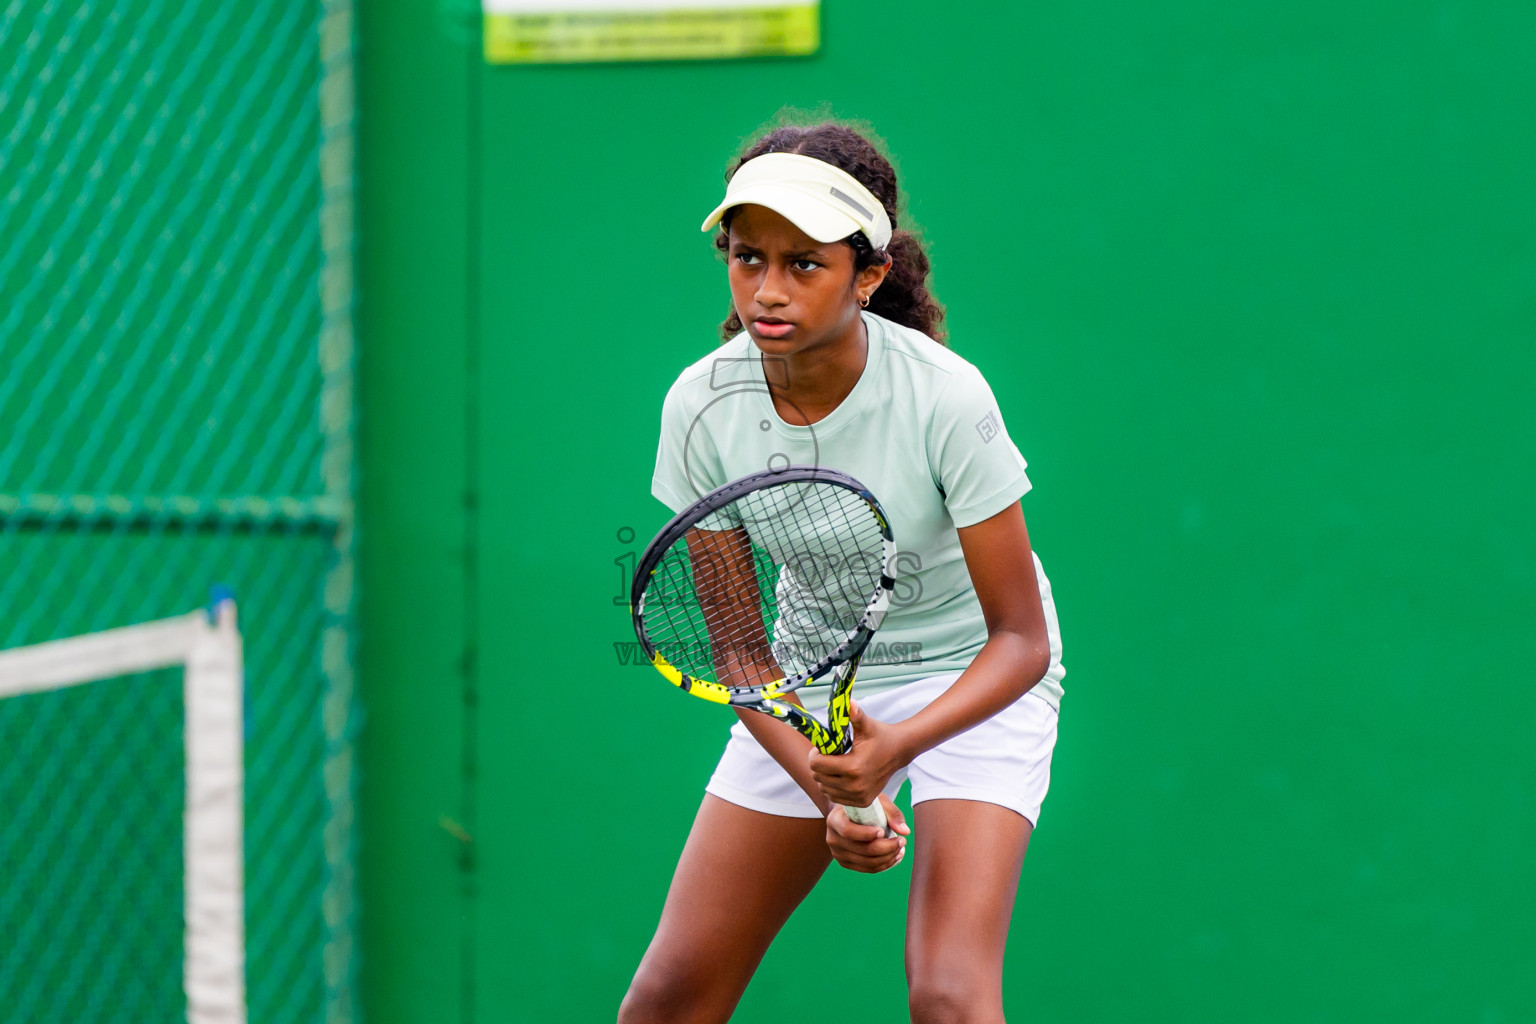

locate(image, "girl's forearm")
(891, 630), (1051, 764)
(733, 705), (832, 815)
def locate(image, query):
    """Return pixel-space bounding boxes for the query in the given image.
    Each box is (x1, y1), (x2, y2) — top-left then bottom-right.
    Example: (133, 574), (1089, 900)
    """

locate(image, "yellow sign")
(483, 1), (820, 65)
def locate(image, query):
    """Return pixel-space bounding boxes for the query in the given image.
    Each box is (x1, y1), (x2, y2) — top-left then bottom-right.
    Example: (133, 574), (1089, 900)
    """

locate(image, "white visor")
(700, 152), (893, 251)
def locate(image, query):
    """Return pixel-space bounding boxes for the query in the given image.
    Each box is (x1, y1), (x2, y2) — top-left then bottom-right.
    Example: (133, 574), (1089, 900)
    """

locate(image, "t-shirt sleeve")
(651, 378), (720, 513)
(927, 365), (1032, 528)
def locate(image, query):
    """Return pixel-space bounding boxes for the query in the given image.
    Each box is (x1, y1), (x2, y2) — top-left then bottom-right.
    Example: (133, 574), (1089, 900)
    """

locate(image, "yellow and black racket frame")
(630, 465), (897, 755)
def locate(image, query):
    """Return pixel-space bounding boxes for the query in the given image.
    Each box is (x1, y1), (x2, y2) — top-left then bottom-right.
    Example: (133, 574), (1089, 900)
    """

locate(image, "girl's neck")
(764, 316), (869, 427)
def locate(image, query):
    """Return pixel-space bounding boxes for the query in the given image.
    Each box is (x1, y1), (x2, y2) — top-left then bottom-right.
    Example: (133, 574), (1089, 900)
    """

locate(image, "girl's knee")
(906, 966), (1003, 1024)
(618, 959), (733, 1024)
(618, 971), (692, 1024)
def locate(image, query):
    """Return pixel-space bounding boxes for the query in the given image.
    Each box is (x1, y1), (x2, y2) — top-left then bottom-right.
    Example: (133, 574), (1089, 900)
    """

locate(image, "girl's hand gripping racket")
(631, 466), (896, 833)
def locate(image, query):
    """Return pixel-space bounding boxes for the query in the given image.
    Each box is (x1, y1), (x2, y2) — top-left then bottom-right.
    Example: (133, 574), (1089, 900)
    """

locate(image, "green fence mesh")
(1, 668), (188, 1020)
(0, 1), (357, 1021)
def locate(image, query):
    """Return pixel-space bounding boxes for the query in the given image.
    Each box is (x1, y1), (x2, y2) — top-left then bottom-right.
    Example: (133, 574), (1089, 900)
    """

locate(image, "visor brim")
(699, 184), (866, 244)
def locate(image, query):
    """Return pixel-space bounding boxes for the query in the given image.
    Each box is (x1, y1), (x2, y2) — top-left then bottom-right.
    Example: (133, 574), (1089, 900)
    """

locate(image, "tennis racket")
(631, 465), (897, 833)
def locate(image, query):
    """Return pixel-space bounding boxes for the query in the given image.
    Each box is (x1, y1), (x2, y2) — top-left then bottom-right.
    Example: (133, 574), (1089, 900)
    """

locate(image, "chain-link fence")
(0, 0), (357, 1020)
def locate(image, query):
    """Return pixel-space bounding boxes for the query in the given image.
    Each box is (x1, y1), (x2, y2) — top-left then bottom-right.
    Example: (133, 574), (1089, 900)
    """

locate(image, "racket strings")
(640, 480), (886, 689)
(759, 483), (879, 661)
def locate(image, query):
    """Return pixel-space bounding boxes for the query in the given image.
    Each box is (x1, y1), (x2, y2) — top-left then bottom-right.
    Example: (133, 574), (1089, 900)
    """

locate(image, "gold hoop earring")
(859, 296), (870, 308)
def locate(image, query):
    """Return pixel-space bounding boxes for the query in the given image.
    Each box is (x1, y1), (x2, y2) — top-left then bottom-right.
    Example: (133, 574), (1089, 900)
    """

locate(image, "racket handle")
(842, 798), (889, 836)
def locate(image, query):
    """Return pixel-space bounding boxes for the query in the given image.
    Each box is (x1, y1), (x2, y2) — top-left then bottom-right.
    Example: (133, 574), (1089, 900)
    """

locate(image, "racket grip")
(842, 798), (889, 836)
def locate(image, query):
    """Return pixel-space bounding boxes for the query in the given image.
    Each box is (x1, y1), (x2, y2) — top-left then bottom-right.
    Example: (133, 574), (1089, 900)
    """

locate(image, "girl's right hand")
(824, 796), (909, 873)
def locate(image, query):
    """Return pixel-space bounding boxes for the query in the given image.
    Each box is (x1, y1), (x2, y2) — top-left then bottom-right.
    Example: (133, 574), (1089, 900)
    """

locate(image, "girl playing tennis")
(620, 119), (1066, 1024)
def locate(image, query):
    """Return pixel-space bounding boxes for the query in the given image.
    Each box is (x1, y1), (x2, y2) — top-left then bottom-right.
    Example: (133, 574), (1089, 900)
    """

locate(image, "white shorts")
(705, 672), (1060, 826)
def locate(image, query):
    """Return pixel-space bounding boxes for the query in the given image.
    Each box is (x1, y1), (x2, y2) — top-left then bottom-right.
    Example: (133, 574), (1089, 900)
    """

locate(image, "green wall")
(358, 2), (1535, 1021)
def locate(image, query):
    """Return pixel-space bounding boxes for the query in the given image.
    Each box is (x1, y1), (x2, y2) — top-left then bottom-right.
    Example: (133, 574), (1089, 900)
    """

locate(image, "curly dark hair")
(712, 119), (947, 346)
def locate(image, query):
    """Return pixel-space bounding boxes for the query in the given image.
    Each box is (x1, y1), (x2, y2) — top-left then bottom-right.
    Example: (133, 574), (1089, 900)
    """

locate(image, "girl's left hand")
(807, 698), (910, 809)
(825, 797), (908, 873)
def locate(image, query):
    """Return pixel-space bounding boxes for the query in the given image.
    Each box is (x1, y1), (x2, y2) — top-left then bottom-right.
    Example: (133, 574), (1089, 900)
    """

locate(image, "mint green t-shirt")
(651, 311), (1065, 710)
